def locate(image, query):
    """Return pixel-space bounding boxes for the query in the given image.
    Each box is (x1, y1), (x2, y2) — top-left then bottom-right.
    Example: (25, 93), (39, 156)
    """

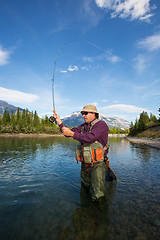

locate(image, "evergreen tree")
(33, 111), (40, 128)
(10, 110), (16, 131)
(16, 108), (21, 124)
(129, 121), (135, 135)
(26, 109), (32, 126)
(2, 109), (10, 125)
(134, 118), (139, 133)
(45, 115), (49, 125)
(0, 114), (2, 130)
(150, 113), (158, 124)
(0, 108), (60, 134)
(10, 110), (14, 124)
(22, 109), (26, 122)
(138, 111), (149, 131)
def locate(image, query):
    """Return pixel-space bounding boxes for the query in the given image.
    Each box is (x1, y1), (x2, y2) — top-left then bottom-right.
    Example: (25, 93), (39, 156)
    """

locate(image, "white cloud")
(83, 56), (93, 62)
(0, 46), (11, 66)
(82, 0), (104, 28)
(137, 34), (160, 51)
(95, 0), (113, 8)
(101, 104), (151, 113)
(82, 66), (89, 70)
(95, 0), (154, 21)
(133, 54), (149, 73)
(0, 87), (39, 104)
(107, 54), (121, 63)
(59, 64), (89, 73)
(83, 53), (121, 64)
(143, 90), (160, 98)
(68, 65), (79, 72)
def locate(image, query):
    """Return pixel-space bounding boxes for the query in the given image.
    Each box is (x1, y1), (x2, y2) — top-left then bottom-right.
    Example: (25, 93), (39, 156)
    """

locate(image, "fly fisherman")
(53, 104), (109, 201)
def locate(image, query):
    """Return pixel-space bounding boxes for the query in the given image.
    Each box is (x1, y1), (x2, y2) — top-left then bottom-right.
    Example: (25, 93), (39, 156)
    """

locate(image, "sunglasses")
(81, 112), (89, 116)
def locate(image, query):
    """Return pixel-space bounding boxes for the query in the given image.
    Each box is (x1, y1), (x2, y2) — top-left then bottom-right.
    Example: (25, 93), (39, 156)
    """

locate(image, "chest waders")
(75, 119), (109, 165)
(75, 119), (109, 201)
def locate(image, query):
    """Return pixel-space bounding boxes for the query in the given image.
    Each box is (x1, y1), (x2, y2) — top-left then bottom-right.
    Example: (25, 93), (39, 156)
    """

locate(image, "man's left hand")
(62, 127), (74, 137)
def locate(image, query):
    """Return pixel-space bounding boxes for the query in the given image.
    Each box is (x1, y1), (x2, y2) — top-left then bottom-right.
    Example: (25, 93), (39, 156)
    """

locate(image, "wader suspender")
(81, 118), (109, 156)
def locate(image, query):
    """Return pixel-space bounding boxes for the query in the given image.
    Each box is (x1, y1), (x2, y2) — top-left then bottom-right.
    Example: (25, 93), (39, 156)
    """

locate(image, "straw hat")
(81, 104), (99, 116)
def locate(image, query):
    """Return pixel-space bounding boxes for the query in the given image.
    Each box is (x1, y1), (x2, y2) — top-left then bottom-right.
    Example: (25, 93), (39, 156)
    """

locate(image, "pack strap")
(103, 143), (110, 152)
(81, 118), (109, 152)
(80, 118), (99, 133)
(90, 118), (99, 129)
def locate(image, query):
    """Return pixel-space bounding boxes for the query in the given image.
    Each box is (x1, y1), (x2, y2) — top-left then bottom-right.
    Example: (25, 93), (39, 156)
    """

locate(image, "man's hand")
(53, 111), (62, 125)
(62, 126), (74, 137)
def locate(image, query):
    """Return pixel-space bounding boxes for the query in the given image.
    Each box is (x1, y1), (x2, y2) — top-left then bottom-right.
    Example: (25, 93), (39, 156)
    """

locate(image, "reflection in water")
(131, 144), (152, 162)
(58, 181), (116, 240)
(0, 136), (160, 240)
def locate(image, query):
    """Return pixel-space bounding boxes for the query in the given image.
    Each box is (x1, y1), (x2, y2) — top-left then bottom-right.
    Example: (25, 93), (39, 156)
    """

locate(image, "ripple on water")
(0, 136), (160, 240)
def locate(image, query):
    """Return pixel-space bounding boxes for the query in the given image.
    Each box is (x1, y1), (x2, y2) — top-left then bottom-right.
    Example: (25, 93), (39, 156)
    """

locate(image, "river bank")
(0, 133), (127, 138)
(126, 136), (160, 149)
(0, 133), (64, 137)
(1, 134), (159, 149)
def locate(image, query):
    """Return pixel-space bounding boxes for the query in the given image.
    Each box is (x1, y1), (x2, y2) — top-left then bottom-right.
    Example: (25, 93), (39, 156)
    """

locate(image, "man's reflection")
(58, 181), (116, 240)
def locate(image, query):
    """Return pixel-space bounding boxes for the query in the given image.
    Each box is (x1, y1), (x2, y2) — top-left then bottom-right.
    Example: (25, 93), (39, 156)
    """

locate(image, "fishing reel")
(49, 116), (57, 123)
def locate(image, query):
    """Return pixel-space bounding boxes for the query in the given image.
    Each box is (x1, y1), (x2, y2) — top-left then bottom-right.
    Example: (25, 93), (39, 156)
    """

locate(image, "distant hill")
(61, 112), (130, 129)
(0, 100), (23, 115)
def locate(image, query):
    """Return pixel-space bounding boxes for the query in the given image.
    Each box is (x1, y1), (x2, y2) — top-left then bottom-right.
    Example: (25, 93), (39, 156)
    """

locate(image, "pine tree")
(138, 111), (149, 131)
(150, 113), (158, 124)
(2, 109), (10, 125)
(10, 110), (16, 131)
(33, 111), (40, 132)
(45, 115), (49, 125)
(135, 118), (139, 133)
(22, 109), (26, 122)
(16, 108), (21, 124)
(0, 114), (2, 130)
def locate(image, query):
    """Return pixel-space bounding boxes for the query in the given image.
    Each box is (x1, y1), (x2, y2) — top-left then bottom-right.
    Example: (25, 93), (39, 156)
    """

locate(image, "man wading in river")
(54, 104), (109, 201)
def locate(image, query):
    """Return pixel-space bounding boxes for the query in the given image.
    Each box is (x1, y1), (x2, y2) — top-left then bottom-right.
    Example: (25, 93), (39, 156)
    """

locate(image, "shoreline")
(108, 134), (127, 137)
(0, 133), (127, 138)
(126, 136), (160, 149)
(1, 133), (159, 149)
(0, 133), (64, 137)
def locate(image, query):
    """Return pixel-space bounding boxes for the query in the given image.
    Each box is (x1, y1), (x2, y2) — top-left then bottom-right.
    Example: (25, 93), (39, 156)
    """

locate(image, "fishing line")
(49, 39), (121, 123)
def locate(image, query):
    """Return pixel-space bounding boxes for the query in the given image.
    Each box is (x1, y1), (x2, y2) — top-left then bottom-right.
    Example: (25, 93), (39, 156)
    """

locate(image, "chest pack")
(75, 119), (109, 164)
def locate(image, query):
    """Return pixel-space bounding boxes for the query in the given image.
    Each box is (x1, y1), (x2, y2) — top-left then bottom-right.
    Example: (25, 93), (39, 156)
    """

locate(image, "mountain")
(0, 100), (23, 115)
(61, 112), (130, 129)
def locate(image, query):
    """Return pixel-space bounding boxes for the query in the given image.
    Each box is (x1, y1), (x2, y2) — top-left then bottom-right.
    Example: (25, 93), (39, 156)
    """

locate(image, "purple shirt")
(59, 118), (109, 154)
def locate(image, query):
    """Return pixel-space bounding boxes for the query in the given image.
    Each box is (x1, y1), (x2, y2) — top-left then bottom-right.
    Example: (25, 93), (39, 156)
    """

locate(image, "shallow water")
(0, 136), (160, 240)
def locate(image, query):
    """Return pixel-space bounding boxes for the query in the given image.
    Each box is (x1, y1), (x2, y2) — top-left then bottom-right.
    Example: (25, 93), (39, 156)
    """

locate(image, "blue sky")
(0, 0), (160, 123)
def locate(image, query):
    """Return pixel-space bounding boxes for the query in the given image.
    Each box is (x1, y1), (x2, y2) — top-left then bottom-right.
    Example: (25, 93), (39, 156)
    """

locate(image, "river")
(0, 136), (160, 240)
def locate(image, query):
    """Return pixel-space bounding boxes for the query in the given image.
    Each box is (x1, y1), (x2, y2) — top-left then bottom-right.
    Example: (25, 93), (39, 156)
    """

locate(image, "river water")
(0, 136), (160, 240)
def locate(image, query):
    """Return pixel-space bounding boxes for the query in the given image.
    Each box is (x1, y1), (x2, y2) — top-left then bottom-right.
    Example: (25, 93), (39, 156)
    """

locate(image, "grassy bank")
(135, 124), (160, 139)
(126, 124), (160, 149)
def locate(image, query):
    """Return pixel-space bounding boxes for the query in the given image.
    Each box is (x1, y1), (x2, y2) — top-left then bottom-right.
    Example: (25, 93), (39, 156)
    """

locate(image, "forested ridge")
(0, 108), (60, 134)
(129, 110), (160, 137)
(0, 108), (129, 134)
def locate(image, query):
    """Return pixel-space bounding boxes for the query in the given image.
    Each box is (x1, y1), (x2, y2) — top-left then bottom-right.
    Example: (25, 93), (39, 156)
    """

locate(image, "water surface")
(0, 136), (160, 240)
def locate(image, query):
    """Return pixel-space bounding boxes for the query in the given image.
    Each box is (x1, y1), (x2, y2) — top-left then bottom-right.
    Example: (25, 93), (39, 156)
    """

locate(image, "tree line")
(109, 127), (129, 134)
(0, 108), (130, 134)
(0, 108), (60, 134)
(129, 111), (159, 136)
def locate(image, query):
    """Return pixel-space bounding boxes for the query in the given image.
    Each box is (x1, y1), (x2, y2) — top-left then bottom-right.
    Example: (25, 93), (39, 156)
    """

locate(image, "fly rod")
(49, 39), (116, 123)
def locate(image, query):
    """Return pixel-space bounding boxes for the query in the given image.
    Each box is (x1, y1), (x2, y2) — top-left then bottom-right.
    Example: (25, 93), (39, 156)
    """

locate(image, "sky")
(0, 0), (160, 123)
